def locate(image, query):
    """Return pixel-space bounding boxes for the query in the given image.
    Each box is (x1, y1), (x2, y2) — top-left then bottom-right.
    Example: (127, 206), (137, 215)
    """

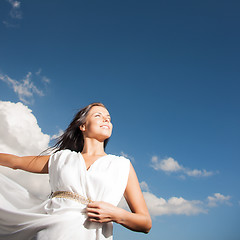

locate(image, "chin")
(97, 134), (111, 142)
(91, 129), (112, 142)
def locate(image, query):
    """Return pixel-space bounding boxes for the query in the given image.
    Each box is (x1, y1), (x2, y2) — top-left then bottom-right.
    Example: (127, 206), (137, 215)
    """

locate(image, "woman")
(0, 102), (151, 240)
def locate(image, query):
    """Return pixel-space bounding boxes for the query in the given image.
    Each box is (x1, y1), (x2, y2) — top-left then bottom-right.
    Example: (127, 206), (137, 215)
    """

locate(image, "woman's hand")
(86, 201), (121, 223)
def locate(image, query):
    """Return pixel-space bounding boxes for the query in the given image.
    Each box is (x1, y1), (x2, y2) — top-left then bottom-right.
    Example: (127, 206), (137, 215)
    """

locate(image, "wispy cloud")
(140, 181), (150, 192)
(207, 193), (231, 207)
(3, 0), (22, 27)
(8, 0), (22, 19)
(0, 70), (50, 104)
(120, 151), (135, 163)
(36, 68), (51, 84)
(51, 129), (64, 141)
(2, 20), (19, 28)
(150, 156), (216, 178)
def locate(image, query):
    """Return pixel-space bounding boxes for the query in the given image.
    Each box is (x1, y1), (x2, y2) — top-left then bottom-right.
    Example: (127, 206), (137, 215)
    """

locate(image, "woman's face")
(80, 106), (113, 142)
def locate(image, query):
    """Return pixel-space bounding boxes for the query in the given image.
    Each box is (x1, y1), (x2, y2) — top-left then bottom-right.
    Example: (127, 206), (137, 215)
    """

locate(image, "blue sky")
(0, 0), (240, 239)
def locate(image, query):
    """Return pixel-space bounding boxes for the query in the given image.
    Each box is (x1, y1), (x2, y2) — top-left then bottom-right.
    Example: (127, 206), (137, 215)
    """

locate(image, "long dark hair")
(51, 102), (110, 153)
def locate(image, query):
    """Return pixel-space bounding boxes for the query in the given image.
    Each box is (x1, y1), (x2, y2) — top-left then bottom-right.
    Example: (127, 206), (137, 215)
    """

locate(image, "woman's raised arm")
(0, 153), (50, 174)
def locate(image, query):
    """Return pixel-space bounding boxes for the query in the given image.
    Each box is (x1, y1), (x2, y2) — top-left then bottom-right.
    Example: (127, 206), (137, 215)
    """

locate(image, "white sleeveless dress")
(0, 150), (130, 240)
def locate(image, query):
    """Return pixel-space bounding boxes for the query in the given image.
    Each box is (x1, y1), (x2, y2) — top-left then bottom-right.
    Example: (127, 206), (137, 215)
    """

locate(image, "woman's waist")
(50, 191), (92, 205)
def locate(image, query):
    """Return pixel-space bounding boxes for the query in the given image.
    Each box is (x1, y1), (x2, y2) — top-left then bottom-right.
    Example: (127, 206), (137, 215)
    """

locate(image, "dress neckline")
(79, 152), (109, 172)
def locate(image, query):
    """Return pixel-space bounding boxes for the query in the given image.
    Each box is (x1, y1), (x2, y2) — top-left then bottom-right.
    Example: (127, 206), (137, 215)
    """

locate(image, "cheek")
(86, 120), (100, 132)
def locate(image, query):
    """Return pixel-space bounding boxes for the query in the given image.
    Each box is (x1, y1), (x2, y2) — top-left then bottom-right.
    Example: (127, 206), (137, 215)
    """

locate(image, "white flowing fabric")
(0, 150), (130, 240)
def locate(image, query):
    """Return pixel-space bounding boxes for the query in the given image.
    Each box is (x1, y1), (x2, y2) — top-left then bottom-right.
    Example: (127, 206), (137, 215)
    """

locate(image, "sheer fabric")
(0, 150), (130, 240)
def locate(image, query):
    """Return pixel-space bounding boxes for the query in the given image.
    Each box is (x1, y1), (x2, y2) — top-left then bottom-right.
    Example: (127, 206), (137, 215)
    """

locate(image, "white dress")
(0, 150), (130, 240)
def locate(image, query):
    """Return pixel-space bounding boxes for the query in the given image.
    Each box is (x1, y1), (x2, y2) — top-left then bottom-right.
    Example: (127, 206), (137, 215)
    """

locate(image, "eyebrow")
(93, 112), (111, 117)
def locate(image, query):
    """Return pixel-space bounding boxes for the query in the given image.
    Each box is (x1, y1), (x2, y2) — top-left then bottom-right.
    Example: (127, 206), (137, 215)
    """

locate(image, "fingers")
(86, 201), (112, 223)
(87, 201), (106, 212)
(87, 201), (101, 208)
(86, 201), (102, 222)
(86, 207), (102, 217)
(86, 201), (102, 215)
(87, 210), (110, 223)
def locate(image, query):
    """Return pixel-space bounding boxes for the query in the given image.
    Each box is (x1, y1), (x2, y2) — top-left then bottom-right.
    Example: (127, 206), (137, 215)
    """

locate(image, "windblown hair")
(51, 102), (110, 153)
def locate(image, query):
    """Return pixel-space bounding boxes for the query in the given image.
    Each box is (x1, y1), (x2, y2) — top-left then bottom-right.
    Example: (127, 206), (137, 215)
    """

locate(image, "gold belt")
(51, 191), (92, 205)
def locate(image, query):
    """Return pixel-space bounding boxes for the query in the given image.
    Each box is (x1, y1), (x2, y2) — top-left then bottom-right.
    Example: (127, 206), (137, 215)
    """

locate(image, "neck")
(81, 138), (106, 156)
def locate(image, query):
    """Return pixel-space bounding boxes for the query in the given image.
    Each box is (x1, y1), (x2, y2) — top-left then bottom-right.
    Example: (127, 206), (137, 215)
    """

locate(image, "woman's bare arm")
(0, 153), (50, 173)
(118, 163), (152, 232)
(86, 163), (152, 233)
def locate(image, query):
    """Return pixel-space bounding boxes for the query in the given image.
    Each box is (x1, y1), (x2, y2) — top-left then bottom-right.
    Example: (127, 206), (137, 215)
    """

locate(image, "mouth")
(100, 125), (110, 129)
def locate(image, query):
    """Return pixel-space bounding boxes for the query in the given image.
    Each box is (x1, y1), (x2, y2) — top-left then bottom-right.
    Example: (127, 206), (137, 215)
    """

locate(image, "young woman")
(0, 102), (151, 240)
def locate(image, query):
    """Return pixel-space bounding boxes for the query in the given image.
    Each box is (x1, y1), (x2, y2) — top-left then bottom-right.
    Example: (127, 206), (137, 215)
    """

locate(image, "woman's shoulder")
(50, 149), (78, 161)
(48, 149), (79, 168)
(108, 153), (128, 159)
(51, 149), (77, 155)
(108, 154), (131, 166)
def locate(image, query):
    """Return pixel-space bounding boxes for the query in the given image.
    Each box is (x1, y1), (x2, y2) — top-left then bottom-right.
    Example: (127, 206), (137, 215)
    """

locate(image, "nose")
(103, 116), (110, 122)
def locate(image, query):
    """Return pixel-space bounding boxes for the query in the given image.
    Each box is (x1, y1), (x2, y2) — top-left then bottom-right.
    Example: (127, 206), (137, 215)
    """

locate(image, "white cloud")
(151, 156), (182, 172)
(51, 129), (64, 140)
(0, 101), (51, 197)
(118, 181), (207, 216)
(185, 169), (214, 177)
(118, 197), (129, 211)
(7, 0), (22, 19)
(140, 181), (150, 192)
(2, 20), (19, 28)
(2, 0), (22, 27)
(119, 180), (232, 217)
(42, 76), (51, 84)
(143, 192), (207, 216)
(35, 68), (42, 76)
(120, 151), (135, 162)
(0, 101), (50, 155)
(0, 71), (50, 104)
(7, 0), (21, 9)
(151, 156), (215, 178)
(35, 69), (51, 84)
(207, 193), (231, 207)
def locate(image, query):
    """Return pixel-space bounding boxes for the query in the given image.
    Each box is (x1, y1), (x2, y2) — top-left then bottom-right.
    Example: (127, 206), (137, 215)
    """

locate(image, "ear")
(80, 124), (86, 132)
